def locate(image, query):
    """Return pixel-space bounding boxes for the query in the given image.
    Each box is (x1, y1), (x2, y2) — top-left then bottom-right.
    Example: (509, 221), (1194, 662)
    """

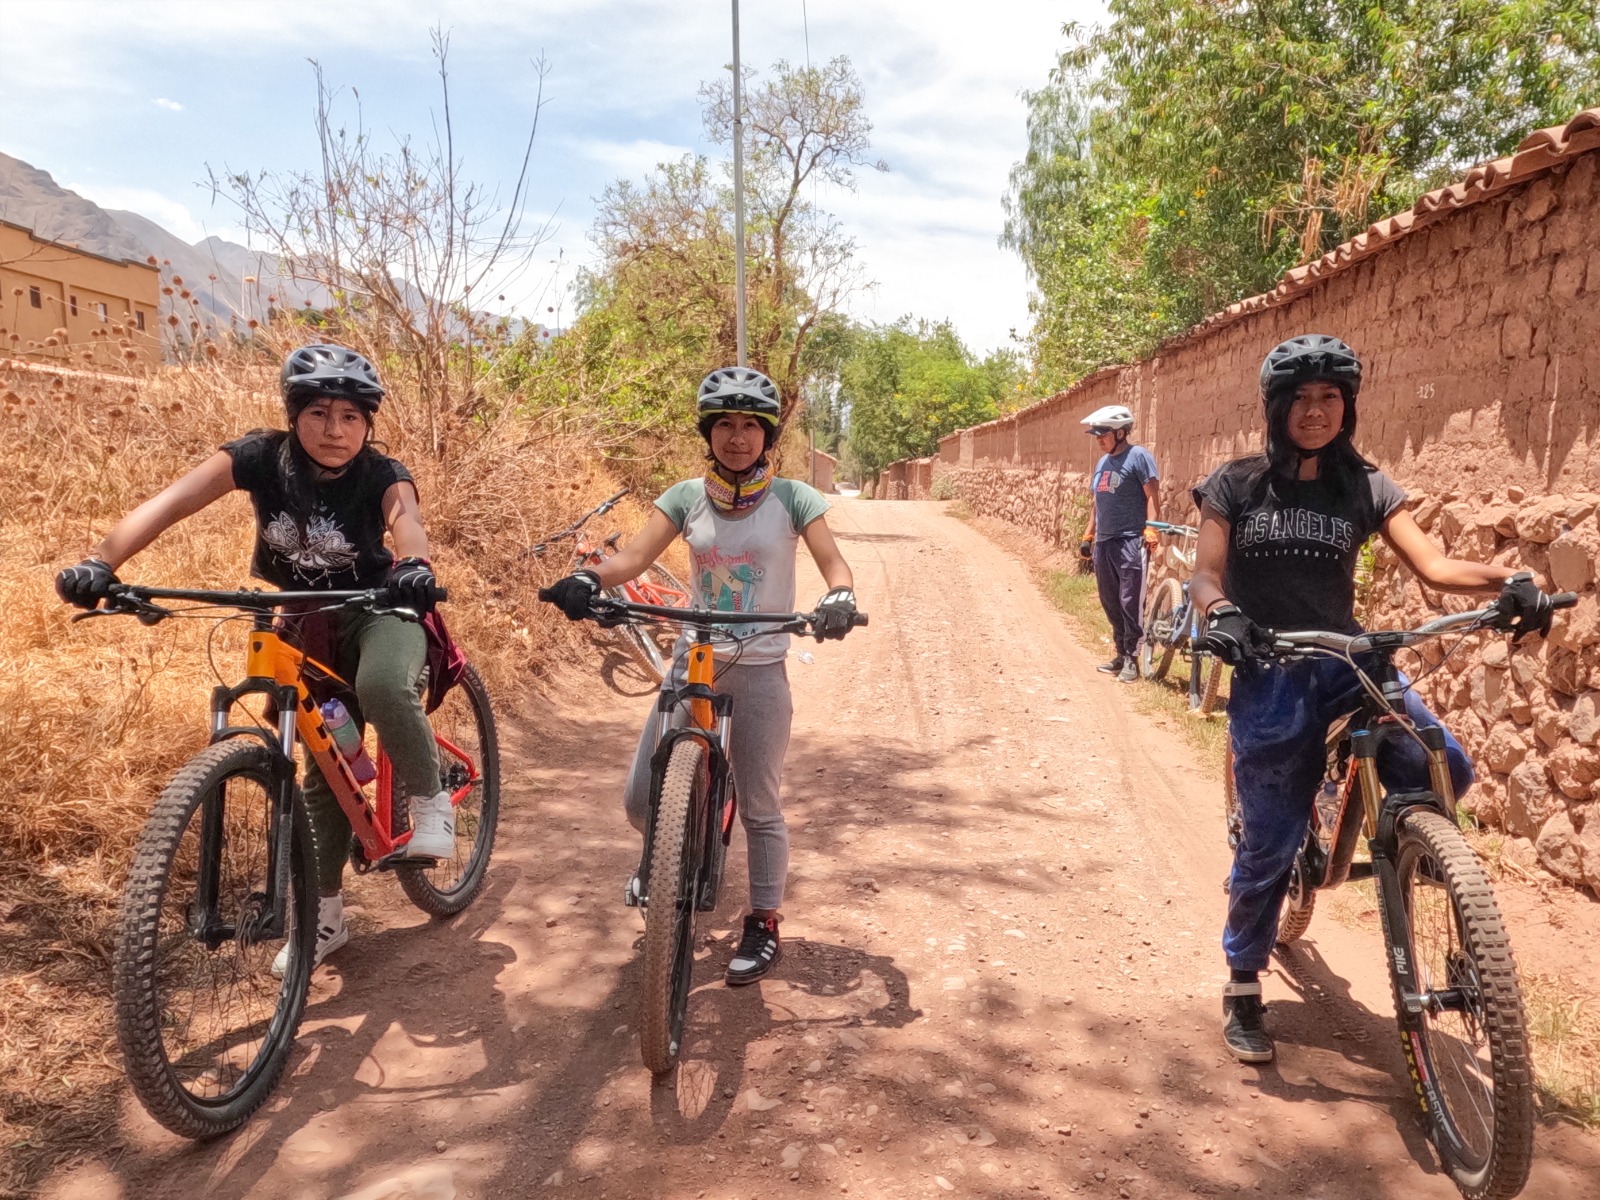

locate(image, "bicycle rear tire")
(640, 737), (711, 1075)
(1138, 576), (1184, 682)
(1388, 808), (1533, 1199)
(397, 664), (502, 917)
(606, 586), (668, 681)
(114, 740), (316, 1139)
(1195, 651), (1224, 715)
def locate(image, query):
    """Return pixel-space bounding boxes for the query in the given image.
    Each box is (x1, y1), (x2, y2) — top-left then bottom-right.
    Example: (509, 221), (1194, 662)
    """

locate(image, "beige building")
(0, 219), (160, 369)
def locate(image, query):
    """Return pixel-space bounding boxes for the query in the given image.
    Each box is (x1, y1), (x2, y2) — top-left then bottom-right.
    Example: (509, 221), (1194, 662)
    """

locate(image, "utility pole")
(731, 0), (748, 367)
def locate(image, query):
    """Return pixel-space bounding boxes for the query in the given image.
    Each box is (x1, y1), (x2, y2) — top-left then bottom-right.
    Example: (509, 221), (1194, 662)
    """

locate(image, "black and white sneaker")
(1222, 980), (1274, 1063)
(1097, 655), (1125, 675)
(725, 913), (782, 986)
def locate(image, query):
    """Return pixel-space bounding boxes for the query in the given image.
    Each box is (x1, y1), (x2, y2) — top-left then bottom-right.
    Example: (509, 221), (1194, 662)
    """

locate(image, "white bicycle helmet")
(1080, 405), (1134, 432)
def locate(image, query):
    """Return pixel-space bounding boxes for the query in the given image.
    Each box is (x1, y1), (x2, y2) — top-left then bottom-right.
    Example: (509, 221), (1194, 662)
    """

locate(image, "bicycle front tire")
(397, 664), (502, 917)
(1388, 808), (1533, 1200)
(1139, 576), (1184, 682)
(639, 737), (710, 1075)
(114, 740), (316, 1139)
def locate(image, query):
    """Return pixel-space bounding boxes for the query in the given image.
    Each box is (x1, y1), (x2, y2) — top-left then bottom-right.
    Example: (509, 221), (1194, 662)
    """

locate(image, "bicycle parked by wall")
(551, 594), (866, 1075)
(1222, 594), (1574, 1199)
(81, 583), (499, 1139)
(532, 489), (691, 681)
(1138, 520), (1224, 713)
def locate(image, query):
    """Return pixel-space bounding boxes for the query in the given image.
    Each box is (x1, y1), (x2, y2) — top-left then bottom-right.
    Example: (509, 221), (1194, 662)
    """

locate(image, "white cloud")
(59, 182), (241, 246)
(153, 97), (183, 111)
(579, 138), (696, 178)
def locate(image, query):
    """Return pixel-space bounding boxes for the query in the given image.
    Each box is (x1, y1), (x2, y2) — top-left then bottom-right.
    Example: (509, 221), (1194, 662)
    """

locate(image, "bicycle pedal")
(624, 873), (643, 908)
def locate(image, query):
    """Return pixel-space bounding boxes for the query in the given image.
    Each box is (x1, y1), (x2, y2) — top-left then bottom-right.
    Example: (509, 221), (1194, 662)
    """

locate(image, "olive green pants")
(301, 610), (441, 894)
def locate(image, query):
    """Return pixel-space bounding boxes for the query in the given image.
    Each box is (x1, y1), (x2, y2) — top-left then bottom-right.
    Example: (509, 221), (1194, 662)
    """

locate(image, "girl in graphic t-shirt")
(543, 367), (859, 985)
(55, 344), (454, 975)
(1188, 334), (1558, 1065)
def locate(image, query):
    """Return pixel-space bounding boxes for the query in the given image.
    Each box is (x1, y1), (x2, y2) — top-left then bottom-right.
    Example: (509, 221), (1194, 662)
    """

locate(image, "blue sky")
(0, 0), (1105, 356)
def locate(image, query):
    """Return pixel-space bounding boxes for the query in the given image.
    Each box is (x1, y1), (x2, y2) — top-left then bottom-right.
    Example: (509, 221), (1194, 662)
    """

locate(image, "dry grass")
(0, 355), (652, 1194)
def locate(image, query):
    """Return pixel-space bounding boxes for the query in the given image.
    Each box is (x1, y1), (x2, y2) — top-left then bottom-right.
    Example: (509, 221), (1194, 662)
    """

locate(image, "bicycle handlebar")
(1268, 592), (1577, 659)
(1145, 521), (1198, 538)
(530, 489), (632, 555)
(73, 582), (448, 624)
(583, 594), (869, 636)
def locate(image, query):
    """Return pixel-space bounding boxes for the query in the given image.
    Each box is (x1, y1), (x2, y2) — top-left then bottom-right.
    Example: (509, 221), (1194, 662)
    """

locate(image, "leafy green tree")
(843, 319), (1023, 475)
(1008, 1), (1600, 388)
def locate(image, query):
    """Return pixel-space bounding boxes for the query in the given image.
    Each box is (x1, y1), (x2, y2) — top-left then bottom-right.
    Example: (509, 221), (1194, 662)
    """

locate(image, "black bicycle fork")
(635, 685), (736, 913)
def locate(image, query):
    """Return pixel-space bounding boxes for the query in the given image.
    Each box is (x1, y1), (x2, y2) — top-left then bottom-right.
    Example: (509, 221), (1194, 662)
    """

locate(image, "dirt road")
(45, 498), (1600, 1200)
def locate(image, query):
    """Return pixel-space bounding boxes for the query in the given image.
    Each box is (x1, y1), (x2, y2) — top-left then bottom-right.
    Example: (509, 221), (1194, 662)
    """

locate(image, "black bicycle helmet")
(280, 344), (384, 414)
(1258, 334), (1362, 407)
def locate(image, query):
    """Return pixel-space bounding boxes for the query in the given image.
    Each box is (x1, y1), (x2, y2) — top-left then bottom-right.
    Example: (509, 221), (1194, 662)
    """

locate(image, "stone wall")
(879, 114), (1600, 889)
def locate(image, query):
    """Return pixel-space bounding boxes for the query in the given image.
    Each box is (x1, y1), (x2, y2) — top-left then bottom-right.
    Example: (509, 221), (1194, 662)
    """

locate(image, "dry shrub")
(0, 354), (651, 1192)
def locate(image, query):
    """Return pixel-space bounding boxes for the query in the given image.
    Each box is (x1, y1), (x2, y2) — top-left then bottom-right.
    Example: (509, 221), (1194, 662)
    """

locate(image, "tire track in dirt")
(42, 498), (1599, 1200)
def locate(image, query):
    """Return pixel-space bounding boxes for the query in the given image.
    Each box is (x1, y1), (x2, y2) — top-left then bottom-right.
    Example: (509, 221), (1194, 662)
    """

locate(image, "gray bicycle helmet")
(697, 366), (782, 428)
(280, 344), (385, 413)
(1258, 335), (1362, 407)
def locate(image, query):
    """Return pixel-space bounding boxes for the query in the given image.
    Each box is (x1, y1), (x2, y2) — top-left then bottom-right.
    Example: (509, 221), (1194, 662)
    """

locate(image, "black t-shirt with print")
(1201, 455), (1405, 633)
(221, 430), (414, 590)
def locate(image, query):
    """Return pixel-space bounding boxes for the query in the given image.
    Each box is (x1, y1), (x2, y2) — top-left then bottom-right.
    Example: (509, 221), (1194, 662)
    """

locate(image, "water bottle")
(321, 699), (376, 784)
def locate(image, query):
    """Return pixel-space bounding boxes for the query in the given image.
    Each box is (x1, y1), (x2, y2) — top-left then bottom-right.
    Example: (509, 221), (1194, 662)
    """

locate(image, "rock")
(781, 1143), (806, 1170)
(1481, 504), (1518, 536)
(943, 1081), (966, 1098)
(1413, 496), (1443, 532)
(1536, 810), (1585, 883)
(1548, 535), (1594, 592)
(1509, 650), (1540, 689)
(836, 1030), (867, 1051)
(1482, 641), (1510, 668)
(943, 976), (966, 991)
(1452, 521), (1498, 562)
(1503, 836), (1539, 873)
(806, 1059), (823, 1074)
(1570, 693), (1600, 746)
(1440, 502), (1474, 543)
(1509, 690), (1535, 725)
(1548, 649), (1584, 698)
(972, 1129), (997, 1147)
(1551, 595), (1600, 652)
(1515, 495), (1572, 543)
(746, 1089), (782, 1112)
(1535, 699), (1569, 748)
(545, 917), (559, 928)
(1470, 665), (1509, 723)
(1483, 724), (1529, 773)
(934, 1177), (955, 1192)
(1506, 485), (1526, 502)
(1506, 760), (1559, 837)
(1549, 742), (1600, 798)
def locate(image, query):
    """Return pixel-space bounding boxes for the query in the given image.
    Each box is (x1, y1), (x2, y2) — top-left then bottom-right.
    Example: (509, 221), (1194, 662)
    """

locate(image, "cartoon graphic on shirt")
(1094, 468), (1122, 493)
(262, 511), (359, 584)
(694, 548), (764, 617)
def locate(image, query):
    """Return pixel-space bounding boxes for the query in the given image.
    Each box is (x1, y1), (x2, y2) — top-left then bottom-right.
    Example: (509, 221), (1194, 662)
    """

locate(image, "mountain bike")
(1221, 593), (1574, 1199)
(79, 583), (499, 1139)
(552, 594), (866, 1075)
(532, 488), (692, 681)
(1137, 520), (1223, 712)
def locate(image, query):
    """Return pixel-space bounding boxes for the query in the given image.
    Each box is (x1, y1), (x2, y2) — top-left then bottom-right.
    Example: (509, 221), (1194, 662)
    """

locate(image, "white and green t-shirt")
(655, 477), (831, 664)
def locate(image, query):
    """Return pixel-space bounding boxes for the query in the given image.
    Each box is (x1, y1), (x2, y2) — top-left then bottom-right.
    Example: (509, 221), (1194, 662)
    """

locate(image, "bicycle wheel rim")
(1140, 578), (1182, 680)
(116, 745), (312, 1129)
(1394, 811), (1532, 1192)
(398, 664), (500, 913)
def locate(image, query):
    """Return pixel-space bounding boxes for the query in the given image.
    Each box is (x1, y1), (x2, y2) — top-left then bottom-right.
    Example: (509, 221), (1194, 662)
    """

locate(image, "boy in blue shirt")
(1078, 405), (1161, 682)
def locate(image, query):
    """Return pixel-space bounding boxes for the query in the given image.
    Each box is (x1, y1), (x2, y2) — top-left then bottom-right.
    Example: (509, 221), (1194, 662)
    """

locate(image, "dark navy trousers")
(1092, 535), (1146, 659)
(1223, 656), (1474, 971)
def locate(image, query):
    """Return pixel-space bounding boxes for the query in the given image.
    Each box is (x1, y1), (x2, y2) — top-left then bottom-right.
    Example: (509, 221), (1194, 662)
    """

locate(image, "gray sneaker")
(1097, 655), (1124, 675)
(1118, 659), (1139, 683)
(1222, 981), (1275, 1063)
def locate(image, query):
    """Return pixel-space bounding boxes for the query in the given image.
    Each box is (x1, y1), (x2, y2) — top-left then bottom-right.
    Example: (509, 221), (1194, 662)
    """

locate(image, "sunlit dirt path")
(43, 498), (1599, 1200)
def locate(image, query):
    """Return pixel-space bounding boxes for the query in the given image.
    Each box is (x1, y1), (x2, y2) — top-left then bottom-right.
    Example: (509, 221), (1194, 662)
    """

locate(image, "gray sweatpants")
(624, 659), (794, 911)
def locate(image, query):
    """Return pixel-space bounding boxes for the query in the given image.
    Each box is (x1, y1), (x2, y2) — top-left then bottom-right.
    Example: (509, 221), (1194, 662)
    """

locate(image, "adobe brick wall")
(883, 145), (1600, 889)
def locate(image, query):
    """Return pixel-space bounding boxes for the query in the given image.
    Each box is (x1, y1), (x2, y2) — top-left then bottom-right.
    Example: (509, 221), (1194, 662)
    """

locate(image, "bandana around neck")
(705, 463), (772, 513)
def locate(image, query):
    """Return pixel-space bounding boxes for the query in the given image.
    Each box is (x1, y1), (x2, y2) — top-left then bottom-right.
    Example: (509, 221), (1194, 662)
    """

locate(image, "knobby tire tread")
(605, 586), (666, 682)
(1390, 809), (1533, 1200)
(1140, 577), (1183, 683)
(398, 664), (502, 917)
(640, 738), (707, 1075)
(1198, 654), (1224, 715)
(114, 740), (315, 1139)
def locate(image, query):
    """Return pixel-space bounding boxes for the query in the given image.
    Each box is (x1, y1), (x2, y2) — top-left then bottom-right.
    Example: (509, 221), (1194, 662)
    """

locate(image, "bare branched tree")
(211, 29), (552, 453)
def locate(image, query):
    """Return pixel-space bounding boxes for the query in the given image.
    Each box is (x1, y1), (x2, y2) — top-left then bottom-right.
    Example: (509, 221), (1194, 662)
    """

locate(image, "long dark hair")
(1262, 382), (1376, 505)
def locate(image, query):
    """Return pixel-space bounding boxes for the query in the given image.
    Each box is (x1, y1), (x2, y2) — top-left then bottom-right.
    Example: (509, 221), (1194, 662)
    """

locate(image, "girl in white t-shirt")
(544, 367), (859, 984)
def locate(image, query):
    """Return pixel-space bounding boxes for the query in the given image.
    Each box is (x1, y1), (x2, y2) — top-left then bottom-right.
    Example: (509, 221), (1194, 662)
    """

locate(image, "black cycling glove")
(813, 586), (858, 641)
(540, 570), (602, 621)
(1494, 571), (1554, 643)
(1078, 540), (1093, 561)
(385, 556), (439, 614)
(56, 557), (119, 609)
(1197, 604), (1274, 666)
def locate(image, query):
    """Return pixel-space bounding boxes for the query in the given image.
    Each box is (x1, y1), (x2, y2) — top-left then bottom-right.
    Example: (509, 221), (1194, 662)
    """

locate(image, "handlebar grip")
(427, 585), (449, 605)
(851, 612), (869, 628)
(1551, 592), (1578, 609)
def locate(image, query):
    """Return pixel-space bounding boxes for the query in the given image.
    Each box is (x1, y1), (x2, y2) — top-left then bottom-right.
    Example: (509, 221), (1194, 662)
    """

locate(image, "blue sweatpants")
(1223, 656), (1473, 971)
(1093, 536), (1146, 659)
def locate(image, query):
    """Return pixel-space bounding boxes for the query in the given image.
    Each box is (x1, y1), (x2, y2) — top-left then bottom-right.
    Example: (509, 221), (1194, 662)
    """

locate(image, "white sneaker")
(405, 788), (456, 859)
(272, 893), (349, 979)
